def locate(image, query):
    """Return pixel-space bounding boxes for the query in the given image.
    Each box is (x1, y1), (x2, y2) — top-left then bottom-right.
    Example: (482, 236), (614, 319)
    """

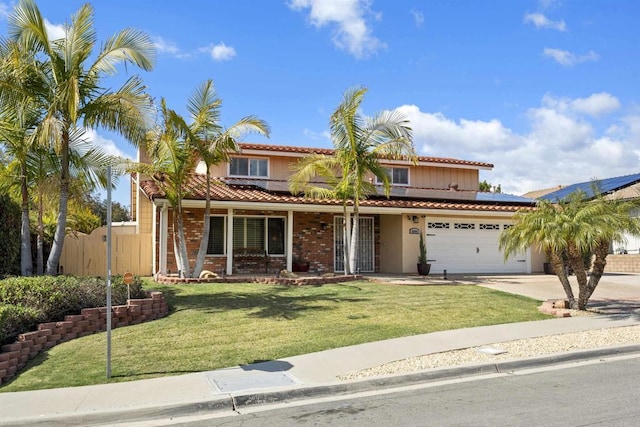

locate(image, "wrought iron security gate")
(334, 216), (374, 272)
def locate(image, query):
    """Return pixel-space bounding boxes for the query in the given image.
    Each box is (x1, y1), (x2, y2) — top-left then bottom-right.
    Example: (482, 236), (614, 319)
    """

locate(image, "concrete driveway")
(366, 272), (640, 315)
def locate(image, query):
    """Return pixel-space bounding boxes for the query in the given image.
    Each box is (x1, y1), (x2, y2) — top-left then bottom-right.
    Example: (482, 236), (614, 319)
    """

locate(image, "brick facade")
(0, 292), (169, 385)
(157, 208), (381, 275)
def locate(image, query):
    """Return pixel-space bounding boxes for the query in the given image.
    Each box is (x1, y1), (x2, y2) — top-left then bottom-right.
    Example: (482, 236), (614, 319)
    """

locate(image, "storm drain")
(205, 369), (300, 394)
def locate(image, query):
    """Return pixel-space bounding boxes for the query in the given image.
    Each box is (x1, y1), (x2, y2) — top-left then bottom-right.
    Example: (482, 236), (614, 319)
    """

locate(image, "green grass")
(0, 281), (549, 392)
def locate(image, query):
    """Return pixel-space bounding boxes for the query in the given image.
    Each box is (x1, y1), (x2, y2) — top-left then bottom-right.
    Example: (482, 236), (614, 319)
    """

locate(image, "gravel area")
(340, 325), (640, 380)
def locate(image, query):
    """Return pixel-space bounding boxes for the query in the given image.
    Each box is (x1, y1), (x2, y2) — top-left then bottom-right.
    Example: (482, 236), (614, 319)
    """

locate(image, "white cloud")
(152, 36), (184, 57)
(571, 92), (621, 117)
(411, 9), (424, 28)
(209, 42), (236, 62)
(392, 93), (640, 195)
(543, 48), (599, 66)
(84, 129), (129, 159)
(524, 12), (566, 31)
(289, 0), (386, 59)
(540, 92), (620, 117)
(44, 18), (65, 41)
(303, 128), (331, 141)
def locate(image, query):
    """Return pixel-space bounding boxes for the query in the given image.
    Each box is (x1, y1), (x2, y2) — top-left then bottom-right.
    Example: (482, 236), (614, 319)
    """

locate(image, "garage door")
(426, 220), (527, 274)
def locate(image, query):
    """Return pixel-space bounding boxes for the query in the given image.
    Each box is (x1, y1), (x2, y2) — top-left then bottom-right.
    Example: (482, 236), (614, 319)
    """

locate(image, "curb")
(4, 344), (640, 426)
(232, 344), (640, 409)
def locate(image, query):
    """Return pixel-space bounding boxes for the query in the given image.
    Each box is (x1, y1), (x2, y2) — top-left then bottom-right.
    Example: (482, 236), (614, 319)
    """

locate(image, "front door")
(334, 216), (374, 272)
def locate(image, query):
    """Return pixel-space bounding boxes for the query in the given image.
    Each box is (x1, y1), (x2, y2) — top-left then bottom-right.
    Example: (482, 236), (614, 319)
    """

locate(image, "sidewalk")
(1, 274), (639, 425)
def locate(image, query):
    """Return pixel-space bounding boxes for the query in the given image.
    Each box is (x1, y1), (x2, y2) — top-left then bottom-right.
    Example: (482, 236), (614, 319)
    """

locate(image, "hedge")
(0, 275), (147, 344)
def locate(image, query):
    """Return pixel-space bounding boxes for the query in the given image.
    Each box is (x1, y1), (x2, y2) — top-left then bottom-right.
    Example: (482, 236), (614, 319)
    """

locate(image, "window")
(229, 157), (268, 177)
(207, 216), (225, 255)
(208, 216), (286, 255)
(376, 167), (409, 185)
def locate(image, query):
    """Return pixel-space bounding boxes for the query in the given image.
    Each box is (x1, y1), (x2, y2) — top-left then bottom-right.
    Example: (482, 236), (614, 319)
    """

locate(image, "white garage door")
(426, 220), (527, 274)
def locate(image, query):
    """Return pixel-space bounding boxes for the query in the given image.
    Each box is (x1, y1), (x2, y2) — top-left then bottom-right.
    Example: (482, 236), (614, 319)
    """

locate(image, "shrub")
(0, 275), (147, 343)
(0, 304), (39, 344)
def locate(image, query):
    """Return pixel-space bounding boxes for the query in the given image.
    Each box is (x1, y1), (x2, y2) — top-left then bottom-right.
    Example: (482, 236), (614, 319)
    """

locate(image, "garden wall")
(0, 292), (168, 386)
(604, 255), (640, 273)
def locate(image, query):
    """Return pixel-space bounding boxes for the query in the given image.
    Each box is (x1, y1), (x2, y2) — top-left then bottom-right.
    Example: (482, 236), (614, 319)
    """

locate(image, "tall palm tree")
(0, 38), (44, 276)
(134, 99), (196, 278)
(290, 86), (416, 274)
(6, 0), (155, 275)
(133, 81), (270, 278)
(500, 189), (640, 310)
(188, 80), (270, 278)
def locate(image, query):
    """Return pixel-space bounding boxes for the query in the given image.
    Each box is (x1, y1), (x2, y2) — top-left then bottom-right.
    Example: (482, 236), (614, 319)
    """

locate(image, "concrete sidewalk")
(1, 274), (639, 426)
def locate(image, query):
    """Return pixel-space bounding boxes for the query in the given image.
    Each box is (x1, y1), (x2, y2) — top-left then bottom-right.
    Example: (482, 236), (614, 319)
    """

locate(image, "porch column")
(226, 208), (234, 275)
(287, 210), (293, 271)
(158, 202), (168, 275)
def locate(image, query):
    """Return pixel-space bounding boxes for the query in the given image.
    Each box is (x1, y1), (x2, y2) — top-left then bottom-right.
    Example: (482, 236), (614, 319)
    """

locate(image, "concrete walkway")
(0, 273), (639, 426)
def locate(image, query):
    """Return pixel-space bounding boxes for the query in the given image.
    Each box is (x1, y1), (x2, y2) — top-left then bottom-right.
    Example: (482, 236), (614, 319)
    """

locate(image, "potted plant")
(292, 256), (310, 272)
(417, 233), (430, 275)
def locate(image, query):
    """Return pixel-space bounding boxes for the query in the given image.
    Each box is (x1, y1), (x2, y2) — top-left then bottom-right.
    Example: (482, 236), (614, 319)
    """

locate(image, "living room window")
(207, 216), (285, 255)
(229, 157), (268, 177)
(376, 167), (409, 185)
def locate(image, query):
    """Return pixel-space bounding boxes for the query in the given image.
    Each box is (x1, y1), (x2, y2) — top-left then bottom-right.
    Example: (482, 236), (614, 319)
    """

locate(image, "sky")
(1, 0), (640, 205)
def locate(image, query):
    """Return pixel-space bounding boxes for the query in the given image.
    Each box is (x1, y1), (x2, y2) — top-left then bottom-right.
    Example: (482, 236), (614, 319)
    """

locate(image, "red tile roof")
(238, 143), (494, 169)
(139, 175), (534, 213)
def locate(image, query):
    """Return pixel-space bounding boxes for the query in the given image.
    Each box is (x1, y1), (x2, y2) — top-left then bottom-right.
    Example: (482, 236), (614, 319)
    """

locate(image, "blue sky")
(2, 0), (640, 205)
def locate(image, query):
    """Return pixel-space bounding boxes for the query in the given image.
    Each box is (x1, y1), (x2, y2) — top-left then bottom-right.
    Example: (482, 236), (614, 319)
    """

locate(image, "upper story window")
(376, 167), (409, 185)
(229, 157), (268, 177)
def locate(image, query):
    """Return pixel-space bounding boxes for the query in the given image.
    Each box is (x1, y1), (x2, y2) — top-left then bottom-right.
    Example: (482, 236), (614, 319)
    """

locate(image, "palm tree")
(500, 189), (640, 310)
(6, 0), (155, 275)
(290, 86), (416, 274)
(133, 81), (270, 278)
(135, 99), (196, 278)
(188, 80), (270, 278)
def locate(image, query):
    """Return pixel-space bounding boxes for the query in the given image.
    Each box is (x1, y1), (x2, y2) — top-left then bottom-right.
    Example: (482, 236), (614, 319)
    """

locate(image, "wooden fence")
(59, 226), (153, 277)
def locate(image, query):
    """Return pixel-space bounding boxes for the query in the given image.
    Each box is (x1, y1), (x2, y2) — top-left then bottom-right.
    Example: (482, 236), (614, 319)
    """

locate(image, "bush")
(0, 194), (21, 277)
(0, 304), (39, 344)
(0, 275), (147, 344)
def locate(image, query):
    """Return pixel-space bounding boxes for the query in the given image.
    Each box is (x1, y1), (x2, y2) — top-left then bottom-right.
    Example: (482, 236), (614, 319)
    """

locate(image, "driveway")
(366, 272), (640, 315)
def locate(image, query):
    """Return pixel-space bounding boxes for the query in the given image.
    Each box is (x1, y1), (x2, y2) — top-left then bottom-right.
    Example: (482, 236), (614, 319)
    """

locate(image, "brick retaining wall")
(604, 254), (640, 273)
(0, 292), (168, 386)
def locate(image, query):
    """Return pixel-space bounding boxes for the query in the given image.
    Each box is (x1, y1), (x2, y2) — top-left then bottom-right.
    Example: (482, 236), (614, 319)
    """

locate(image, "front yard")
(1, 280), (548, 392)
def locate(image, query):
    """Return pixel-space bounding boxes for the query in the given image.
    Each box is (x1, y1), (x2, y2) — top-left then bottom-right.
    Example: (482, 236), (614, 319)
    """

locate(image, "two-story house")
(133, 143), (539, 277)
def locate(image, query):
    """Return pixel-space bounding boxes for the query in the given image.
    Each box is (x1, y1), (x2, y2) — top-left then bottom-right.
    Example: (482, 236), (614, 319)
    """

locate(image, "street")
(168, 355), (640, 426)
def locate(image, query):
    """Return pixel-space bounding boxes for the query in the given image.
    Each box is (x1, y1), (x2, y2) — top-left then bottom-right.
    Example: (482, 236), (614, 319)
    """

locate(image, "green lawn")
(1, 280), (549, 392)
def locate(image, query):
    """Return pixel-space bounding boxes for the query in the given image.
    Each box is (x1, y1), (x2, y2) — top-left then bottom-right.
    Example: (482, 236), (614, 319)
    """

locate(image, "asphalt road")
(165, 355), (640, 427)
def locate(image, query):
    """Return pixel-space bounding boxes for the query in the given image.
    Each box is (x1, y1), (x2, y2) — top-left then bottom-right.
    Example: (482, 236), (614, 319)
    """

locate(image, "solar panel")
(539, 173), (640, 201)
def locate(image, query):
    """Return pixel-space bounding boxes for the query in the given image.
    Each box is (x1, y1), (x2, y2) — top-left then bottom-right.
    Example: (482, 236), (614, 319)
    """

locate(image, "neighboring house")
(132, 143), (538, 276)
(537, 172), (640, 255)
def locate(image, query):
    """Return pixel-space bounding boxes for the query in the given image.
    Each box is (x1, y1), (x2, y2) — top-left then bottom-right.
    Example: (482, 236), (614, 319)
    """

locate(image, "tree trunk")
(36, 188), (44, 275)
(584, 240), (609, 305)
(20, 163), (32, 276)
(567, 243), (589, 310)
(342, 202), (350, 275)
(174, 206), (191, 278)
(46, 131), (70, 275)
(193, 172), (212, 278)
(349, 204), (359, 274)
(549, 250), (576, 308)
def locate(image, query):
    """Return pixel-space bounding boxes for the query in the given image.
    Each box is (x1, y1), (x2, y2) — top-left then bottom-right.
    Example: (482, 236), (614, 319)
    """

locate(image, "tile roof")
(139, 175), (534, 213)
(238, 142), (494, 169)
